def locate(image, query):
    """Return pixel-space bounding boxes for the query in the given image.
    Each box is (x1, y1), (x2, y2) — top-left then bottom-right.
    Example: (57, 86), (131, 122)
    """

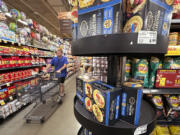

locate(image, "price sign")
(138, 31), (157, 44)
(155, 69), (180, 88)
(134, 124), (147, 135)
(166, 46), (180, 56)
(0, 100), (5, 106)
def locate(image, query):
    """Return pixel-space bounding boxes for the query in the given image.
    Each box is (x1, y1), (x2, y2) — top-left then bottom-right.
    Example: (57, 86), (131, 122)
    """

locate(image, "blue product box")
(77, 0), (123, 39)
(121, 87), (143, 126)
(76, 76), (96, 104)
(84, 80), (121, 126)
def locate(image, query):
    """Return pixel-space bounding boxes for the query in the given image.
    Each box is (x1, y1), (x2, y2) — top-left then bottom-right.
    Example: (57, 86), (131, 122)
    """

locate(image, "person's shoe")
(56, 95), (61, 103)
(60, 93), (66, 97)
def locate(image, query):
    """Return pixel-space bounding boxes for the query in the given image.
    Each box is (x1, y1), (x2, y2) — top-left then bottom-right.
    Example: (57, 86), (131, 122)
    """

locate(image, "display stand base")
(74, 96), (156, 135)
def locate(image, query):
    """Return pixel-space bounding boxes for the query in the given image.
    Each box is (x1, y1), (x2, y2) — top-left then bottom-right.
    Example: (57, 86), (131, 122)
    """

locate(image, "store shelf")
(0, 39), (54, 52)
(143, 89), (180, 94)
(0, 54), (30, 57)
(171, 19), (180, 24)
(0, 74), (38, 87)
(72, 33), (168, 56)
(0, 64), (46, 71)
(166, 46), (180, 56)
(74, 96), (156, 135)
(157, 120), (180, 125)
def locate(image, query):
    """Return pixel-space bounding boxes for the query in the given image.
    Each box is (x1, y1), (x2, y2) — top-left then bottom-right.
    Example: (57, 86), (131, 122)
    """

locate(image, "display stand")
(72, 33), (167, 135)
(74, 97), (156, 135)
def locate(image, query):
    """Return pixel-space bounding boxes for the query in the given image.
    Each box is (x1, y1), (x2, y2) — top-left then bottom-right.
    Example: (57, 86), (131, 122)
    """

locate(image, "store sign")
(138, 31), (157, 44)
(166, 46), (180, 56)
(58, 12), (72, 34)
(155, 69), (180, 88)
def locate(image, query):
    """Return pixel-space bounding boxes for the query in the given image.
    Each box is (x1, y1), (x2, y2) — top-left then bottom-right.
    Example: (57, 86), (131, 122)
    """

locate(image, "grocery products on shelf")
(123, 56), (180, 88)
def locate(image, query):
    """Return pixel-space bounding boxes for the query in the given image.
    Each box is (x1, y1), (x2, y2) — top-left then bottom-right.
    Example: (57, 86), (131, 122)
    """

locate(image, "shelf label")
(166, 46), (180, 56)
(0, 100), (5, 106)
(138, 31), (157, 44)
(134, 124), (147, 135)
(6, 83), (10, 87)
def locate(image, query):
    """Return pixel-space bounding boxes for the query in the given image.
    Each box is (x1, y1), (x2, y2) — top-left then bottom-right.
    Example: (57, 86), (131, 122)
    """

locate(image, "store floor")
(0, 73), (81, 135)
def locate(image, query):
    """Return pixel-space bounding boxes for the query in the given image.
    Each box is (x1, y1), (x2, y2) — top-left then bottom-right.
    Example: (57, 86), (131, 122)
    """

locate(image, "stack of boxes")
(76, 75), (143, 126)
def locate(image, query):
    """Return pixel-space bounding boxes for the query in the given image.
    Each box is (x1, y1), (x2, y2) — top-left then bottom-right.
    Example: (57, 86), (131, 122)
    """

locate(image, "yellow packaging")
(169, 32), (179, 46)
(156, 125), (170, 135)
(149, 128), (156, 135)
(169, 125), (180, 135)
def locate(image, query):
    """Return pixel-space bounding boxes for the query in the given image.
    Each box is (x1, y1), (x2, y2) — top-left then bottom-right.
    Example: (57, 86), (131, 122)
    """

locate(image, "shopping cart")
(24, 72), (62, 124)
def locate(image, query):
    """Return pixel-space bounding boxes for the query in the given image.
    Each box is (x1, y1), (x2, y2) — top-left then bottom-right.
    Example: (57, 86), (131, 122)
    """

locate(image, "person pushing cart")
(45, 48), (68, 101)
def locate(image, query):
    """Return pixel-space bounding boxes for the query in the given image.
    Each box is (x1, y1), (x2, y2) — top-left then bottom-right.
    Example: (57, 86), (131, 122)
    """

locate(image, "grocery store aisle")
(0, 73), (80, 135)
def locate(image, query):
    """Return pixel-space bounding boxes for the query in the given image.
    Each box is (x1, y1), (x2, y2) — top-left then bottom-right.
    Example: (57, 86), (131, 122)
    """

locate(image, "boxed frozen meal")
(121, 87), (143, 126)
(78, 0), (123, 39)
(84, 80), (121, 125)
(76, 75), (96, 104)
(123, 0), (173, 36)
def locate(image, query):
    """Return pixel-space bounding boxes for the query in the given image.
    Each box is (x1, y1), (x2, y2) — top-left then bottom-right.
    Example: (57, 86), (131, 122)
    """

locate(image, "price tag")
(0, 100), (5, 106)
(138, 31), (157, 44)
(9, 96), (13, 101)
(6, 83), (10, 87)
(134, 124), (147, 135)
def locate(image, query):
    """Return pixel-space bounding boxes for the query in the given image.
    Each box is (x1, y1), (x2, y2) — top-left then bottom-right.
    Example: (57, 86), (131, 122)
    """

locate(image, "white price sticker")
(134, 124), (147, 135)
(138, 31), (157, 44)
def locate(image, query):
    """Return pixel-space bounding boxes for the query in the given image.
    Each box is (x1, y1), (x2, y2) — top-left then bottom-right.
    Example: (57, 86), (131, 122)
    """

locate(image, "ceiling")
(4, 0), (72, 39)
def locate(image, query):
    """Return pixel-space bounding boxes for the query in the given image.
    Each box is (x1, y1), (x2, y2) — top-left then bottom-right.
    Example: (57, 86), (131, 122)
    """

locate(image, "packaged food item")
(169, 125), (180, 135)
(165, 95), (180, 121)
(169, 32), (179, 46)
(149, 128), (156, 135)
(132, 58), (149, 87)
(147, 94), (166, 120)
(123, 81), (143, 88)
(125, 58), (131, 81)
(123, 0), (173, 36)
(78, 0), (123, 39)
(149, 57), (162, 88)
(76, 75), (96, 104)
(88, 81), (121, 125)
(121, 87), (142, 126)
(156, 125), (170, 135)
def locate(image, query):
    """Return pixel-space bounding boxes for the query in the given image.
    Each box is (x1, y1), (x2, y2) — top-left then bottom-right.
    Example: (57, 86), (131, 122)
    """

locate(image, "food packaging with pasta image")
(76, 75), (96, 104)
(120, 87), (143, 126)
(123, 0), (173, 36)
(84, 80), (121, 126)
(77, 0), (123, 39)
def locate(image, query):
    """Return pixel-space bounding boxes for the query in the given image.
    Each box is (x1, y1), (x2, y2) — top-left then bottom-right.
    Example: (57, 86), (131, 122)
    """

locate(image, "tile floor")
(0, 73), (81, 135)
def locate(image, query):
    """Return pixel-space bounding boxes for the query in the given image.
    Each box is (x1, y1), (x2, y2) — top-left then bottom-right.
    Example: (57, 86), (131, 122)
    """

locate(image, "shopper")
(45, 48), (68, 99)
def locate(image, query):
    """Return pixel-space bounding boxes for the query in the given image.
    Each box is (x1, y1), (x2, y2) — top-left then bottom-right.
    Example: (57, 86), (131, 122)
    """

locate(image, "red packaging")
(9, 72), (14, 82)
(0, 56), (3, 68)
(14, 71), (19, 81)
(155, 69), (180, 88)
(4, 73), (10, 83)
